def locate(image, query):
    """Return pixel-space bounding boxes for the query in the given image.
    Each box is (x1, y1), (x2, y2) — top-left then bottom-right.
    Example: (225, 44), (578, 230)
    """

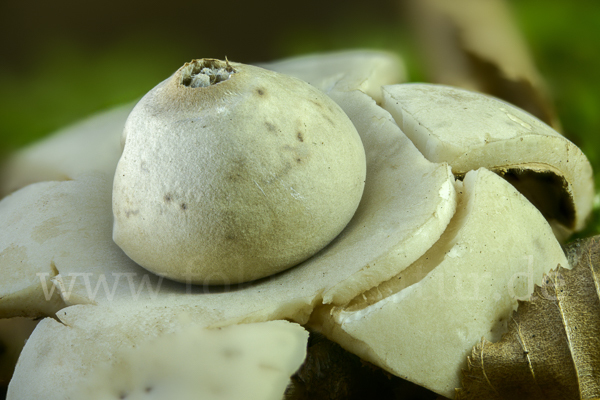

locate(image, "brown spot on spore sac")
(222, 348), (242, 358)
(258, 363), (279, 371)
(228, 173), (243, 182)
(180, 203), (187, 211)
(265, 122), (277, 133)
(297, 131), (304, 142)
(256, 88), (265, 96)
(226, 157), (247, 182)
(309, 98), (324, 108)
(296, 158), (302, 163)
(164, 194), (172, 202)
(125, 209), (139, 218)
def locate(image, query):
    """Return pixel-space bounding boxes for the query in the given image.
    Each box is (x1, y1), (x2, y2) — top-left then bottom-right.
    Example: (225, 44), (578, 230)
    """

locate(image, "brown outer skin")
(113, 59), (367, 285)
(457, 236), (600, 399)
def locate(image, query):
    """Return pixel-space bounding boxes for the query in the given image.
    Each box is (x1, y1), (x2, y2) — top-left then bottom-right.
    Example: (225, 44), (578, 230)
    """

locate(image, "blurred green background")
(0, 0), (598, 235)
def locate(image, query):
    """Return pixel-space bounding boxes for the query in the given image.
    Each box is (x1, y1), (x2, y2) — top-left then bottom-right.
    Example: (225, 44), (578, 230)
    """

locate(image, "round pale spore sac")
(112, 58), (367, 285)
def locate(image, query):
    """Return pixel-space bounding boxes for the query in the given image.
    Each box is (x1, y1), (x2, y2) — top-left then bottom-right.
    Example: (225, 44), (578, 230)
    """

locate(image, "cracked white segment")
(70, 320), (307, 400)
(7, 303), (223, 400)
(313, 168), (568, 398)
(260, 50), (405, 103)
(0, 173), (161, 318)
(381, 83), (594, 236)
(0, 104), (134, 197)
(9, 306), (307, 400)
(320, 89), (456, 303)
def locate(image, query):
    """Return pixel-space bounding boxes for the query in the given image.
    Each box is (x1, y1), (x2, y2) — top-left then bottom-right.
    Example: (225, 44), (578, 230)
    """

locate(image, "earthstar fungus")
(0, 51), (595, 399)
